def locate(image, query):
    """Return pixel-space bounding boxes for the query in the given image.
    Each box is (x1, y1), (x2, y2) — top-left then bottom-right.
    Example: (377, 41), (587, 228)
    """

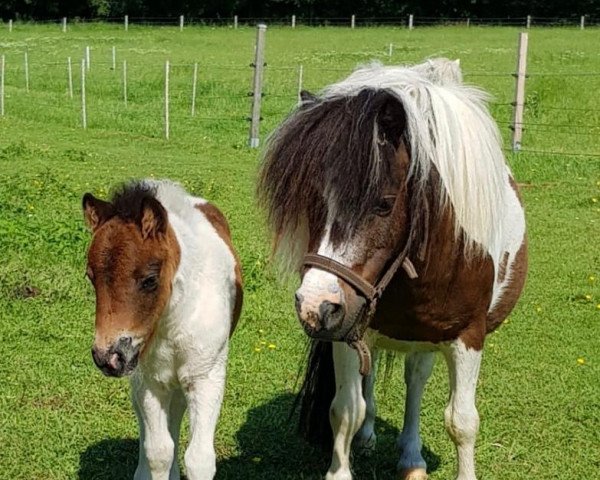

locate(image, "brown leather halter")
(303, 251), (418, 376)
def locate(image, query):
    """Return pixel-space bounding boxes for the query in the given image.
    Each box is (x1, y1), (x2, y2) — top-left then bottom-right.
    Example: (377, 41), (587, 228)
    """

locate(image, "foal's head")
(82, 184), (180, 377)
(260, 89), (422, 341)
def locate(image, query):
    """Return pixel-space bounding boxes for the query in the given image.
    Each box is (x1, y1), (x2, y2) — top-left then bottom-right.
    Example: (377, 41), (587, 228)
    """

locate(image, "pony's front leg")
(183, 352), (227, 480)
(353, 349), (378, 453)
(441, 339), (482, 480)
(397, 351), (435, 480)
(132, 380), (175, 480)
(326, 342), (366, 480)
(167, 389), (187, 480)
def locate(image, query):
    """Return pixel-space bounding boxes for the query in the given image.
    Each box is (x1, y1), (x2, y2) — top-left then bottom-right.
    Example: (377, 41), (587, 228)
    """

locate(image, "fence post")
(292, 15), (296, 28)
(248, 24), (266, 148)
(81, 59), (87, 129)
(112, 46), (116, 70)
(297, 64), (303, 105)
(234, 15), (238, 29)
(408, 14), (414, 30)
(123, 60), (127, 106)
(580, 16), (585, 30)
(67, 57), (73, 99)
(24, 51), (29, 92)
(179, 15), (184, 31)
(85, 46), (90, 71)
(388, 43), (393, 58)
(124, 15), (129, 31)
(62, 17), (67, 33)
(9, 19), (13, 32)
(526, 15), (531, 28)
(191, 62), (198, 116)
(164, 60), (170, 140)
(511, 32), (528, 151)
(351, 15), (355, 29)
(466, 18), (470, 27)
(0, 55), (4, 116)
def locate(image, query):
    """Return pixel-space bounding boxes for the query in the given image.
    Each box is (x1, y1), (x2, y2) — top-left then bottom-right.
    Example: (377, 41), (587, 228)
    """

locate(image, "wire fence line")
(0, 30), (598, 158)
(3, 15), (600, 29)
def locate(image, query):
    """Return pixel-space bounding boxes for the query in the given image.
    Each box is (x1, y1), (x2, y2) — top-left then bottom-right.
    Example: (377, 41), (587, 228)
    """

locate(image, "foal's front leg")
(183, 351), (227, 480)
(326, 342), (366, 480)
(132, 379), (176, 480)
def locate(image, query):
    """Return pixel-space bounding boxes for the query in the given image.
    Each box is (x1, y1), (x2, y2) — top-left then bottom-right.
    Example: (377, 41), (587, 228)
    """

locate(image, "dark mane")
(258, 88), (408, 247)
(109, 181), (159, 223)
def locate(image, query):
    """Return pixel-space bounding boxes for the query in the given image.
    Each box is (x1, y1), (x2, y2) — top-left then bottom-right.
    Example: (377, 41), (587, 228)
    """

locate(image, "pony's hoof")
(352, 432), (377, 456)
(399, 468), (428, 480)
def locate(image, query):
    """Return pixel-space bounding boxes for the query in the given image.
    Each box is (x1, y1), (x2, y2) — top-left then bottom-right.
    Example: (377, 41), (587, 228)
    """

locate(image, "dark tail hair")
(293, 339), (335, 452)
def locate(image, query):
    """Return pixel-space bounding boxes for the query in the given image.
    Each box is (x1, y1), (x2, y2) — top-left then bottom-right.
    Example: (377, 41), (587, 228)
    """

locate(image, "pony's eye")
(140, 275), (159, 292)
(373, 196), (396, 217)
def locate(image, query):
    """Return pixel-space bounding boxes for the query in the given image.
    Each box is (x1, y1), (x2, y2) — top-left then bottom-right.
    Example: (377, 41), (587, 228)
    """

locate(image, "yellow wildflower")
(577, 358), (585, 365)
(268, 344), (276, 350)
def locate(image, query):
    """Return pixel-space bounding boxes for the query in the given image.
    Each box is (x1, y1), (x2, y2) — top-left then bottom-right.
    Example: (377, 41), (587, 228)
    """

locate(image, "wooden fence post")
(81, 59), (87, 129)
(164, 60), (170, 140)
(526, 15), (531, 28)
(408, 14), (414, 30)
(511, 32), (528, 151)
(351, 15), (355, 29)
(124, 15), (129, 31)
(234, 15), (238, 29)
(0, 55), (4, 116)
(179, 15), (184, 31)
(248, 24), (266, 148)
(62, 17), (67, 33)
(292, 15), (296, 28)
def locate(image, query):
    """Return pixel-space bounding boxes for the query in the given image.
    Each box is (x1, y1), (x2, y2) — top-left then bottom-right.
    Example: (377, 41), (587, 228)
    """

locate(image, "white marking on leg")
(441, 339), (482, 480)
(397, 352), (435, 477)
(326, 342), (366, 480)
(183, 354), (227, 480)
(354, 349), (378, 452)
(132, 379), (175, 480)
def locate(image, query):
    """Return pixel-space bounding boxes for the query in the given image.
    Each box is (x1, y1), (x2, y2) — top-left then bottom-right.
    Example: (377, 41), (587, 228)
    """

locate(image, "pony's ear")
(300, 90), (317, 104)
(140, 197), (168, 239)
(378, 94), (406, 149)
(82, 193), (114, 233)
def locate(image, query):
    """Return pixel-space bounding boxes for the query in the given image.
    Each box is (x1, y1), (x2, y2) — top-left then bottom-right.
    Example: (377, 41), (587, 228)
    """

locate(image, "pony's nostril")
(319, 300), (345, 330)
(294, 292), (304, 312)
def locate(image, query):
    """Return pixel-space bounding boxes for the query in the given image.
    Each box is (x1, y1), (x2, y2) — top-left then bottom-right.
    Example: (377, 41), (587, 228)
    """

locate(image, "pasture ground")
(0, 24), (599, 479)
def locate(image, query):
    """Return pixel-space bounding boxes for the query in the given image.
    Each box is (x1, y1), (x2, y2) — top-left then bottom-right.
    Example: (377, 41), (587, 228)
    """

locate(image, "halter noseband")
(303, 251), (418, 376)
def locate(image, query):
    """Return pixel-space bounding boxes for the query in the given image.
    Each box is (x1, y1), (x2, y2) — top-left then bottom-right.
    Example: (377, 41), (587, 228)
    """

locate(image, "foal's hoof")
(399, 467), (428, 480)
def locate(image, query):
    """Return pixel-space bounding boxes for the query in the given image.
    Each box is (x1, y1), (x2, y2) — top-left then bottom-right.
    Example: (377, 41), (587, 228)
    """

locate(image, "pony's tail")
(293, 339), (335, 452)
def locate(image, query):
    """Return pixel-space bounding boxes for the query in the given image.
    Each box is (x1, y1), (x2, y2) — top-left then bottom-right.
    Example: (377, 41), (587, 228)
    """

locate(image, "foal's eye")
(373, 196), (396, 217)
(140, 275), (159, 292)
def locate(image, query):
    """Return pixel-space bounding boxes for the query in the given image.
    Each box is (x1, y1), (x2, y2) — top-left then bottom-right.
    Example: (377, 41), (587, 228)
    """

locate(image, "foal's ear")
(300, 90), (317, 104)
(140, 197), (168, 239)
(82, 193), (113, 233)
(378, 93), (407, 149)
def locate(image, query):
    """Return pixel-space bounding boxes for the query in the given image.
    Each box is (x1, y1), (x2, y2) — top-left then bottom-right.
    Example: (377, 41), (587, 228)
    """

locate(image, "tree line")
(2, 0), (598, 21)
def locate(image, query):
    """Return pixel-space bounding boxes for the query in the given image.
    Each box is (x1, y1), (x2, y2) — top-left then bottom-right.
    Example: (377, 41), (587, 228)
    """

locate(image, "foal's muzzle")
(92, 336), (140, 377)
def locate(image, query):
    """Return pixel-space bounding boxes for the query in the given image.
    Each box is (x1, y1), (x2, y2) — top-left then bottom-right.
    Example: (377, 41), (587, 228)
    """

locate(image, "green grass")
(0, 24), (599, 480)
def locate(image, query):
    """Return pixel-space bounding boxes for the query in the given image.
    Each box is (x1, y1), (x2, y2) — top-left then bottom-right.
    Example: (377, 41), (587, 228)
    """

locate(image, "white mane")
(141, 179), (203, 225)
(322, 61), (509, 262)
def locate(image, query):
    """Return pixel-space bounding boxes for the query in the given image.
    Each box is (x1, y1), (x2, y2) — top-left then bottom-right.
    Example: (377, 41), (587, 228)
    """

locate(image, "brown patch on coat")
(497, 251), (510, 283)
(196, 203), (243, 335)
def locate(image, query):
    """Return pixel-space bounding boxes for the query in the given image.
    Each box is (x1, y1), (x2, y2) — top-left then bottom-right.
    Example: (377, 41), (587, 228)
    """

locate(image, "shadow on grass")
(78, 393), (440, 480)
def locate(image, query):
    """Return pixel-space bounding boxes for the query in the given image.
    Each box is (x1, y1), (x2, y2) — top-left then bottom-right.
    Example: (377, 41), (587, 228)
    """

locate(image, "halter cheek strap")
(303, 252), (418, 376)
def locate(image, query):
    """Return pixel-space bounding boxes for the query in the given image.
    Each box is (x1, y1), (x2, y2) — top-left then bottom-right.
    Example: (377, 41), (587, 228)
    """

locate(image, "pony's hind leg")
(441, 339), (482, 480)
(183, 352), (227, 480)
(353, 349), (378, 454)
(397, 351), (435, 480)
(326, 342), (366, 480)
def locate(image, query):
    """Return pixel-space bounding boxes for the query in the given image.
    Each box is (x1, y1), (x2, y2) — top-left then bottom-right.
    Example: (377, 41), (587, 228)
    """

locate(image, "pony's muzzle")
(91, 336), (140, 377)
(295, 292), (349, 341)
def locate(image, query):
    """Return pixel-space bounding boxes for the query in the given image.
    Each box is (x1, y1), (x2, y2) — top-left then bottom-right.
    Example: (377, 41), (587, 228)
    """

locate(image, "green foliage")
(0, 24), (598, 480)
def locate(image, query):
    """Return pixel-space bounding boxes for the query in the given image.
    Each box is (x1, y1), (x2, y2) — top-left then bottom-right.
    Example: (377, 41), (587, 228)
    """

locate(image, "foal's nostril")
(319, 300), (345, 330)
(91, 346), (103, 369)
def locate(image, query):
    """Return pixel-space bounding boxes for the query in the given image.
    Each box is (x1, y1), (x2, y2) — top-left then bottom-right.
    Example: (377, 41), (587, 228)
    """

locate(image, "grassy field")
(0, 24), (599, 480)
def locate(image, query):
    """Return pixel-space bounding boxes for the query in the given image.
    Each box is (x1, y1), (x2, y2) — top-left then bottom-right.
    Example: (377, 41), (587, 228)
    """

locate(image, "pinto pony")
(82, 180), (242, 480)
(258, 60), (527, 480)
